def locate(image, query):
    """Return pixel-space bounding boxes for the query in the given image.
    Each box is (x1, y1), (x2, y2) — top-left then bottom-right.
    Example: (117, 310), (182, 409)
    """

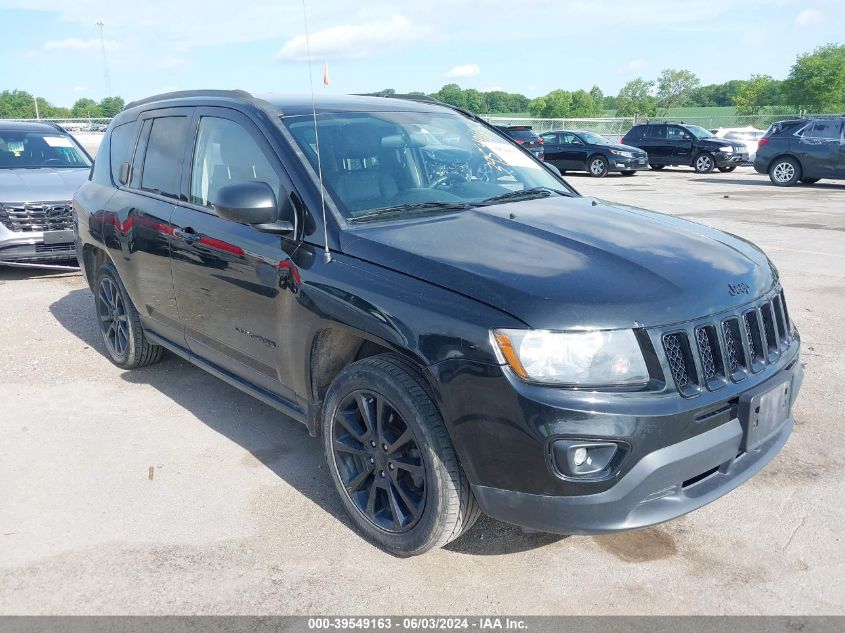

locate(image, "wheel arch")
(766, 153), (803, 176)
(81, 242), (111, 290)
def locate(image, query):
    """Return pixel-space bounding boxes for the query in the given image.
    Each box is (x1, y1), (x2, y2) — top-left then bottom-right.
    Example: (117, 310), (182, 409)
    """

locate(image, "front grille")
(35, 243), (75, 253)
(0, 202), (73, 232)
(660, 286), (795, 396)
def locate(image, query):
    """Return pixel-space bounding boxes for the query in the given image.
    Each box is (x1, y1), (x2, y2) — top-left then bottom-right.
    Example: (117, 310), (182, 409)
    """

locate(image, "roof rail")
(124, 89), (254, 111)
(354, 92), (442, 106)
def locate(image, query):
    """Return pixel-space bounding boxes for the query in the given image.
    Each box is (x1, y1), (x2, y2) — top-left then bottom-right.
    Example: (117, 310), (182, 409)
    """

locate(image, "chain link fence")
(487, 113), (842, 140)
(2, 117), (112, 131)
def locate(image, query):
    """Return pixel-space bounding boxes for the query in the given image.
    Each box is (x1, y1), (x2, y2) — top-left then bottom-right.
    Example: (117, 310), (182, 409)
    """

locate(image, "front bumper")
(0, 234), (76, 263)
(608, 155), (649, 172)
(715, 151), (749, 166)
(431, 332), (802, 534)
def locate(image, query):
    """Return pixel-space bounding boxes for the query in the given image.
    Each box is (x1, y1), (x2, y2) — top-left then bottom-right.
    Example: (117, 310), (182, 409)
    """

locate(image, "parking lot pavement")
(1, 167), (843, 615)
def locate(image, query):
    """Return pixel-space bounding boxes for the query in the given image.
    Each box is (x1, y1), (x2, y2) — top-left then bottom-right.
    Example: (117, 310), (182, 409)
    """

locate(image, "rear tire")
(620, 170), (637, 176)
(718, 165), (737, 173)
(694, 153), (716, 173)
(94, 263), (164, 369)
(588, 155), (608, 178)
(769, 157), (801, 186)
(321, 354), (480, 556)
(649, 164), (665, 170)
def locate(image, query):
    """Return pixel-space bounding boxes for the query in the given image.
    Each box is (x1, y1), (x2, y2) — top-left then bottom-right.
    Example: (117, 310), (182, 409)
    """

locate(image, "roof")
(121, 89), (450, 118)
(0, 120), (66, 133)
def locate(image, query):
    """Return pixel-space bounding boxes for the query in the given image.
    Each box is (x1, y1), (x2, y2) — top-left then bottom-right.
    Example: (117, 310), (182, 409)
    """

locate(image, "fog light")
(573, 447), (588, 466)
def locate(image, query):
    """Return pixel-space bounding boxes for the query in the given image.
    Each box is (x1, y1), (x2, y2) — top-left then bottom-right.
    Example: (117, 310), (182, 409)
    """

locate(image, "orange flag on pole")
(322, 61), (329, 87)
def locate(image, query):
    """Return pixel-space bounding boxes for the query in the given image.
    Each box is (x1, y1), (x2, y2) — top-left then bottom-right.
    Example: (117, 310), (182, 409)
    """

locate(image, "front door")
(557, 133), (589, 170)
(169, 108), (301, 403)
(667, 125), (694, 164)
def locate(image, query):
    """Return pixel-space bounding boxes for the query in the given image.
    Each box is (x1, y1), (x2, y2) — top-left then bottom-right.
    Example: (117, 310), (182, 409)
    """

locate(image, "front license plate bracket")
(738, 373), (792, 452)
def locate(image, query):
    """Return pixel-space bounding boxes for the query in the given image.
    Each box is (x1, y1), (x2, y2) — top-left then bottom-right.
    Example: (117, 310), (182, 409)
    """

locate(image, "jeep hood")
(0, 168), (90, 203)
(339, 196), (775, 329)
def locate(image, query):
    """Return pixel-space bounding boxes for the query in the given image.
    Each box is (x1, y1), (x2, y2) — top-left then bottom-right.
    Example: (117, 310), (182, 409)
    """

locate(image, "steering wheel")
(428, 172), (468, 189)
(41, 159), (67, 166)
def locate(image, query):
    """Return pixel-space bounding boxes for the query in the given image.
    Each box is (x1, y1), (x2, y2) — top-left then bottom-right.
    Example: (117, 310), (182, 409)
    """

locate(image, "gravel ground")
(1, 166), (843, 615)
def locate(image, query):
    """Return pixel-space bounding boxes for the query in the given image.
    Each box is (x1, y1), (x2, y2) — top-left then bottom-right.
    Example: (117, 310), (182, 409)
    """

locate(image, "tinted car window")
(130, 120), (152, 189)
(667, 126), (688, 140)
(561, 133), (581, 144)
(624, 126), (646, 141)
(800, 121), (842, 140)
(190, 117), (282, 209)
(540, 133), (558, 144)
(507, 129), (539, 141)
(110, 122), (136, 184)
(647, 125), (667, 140)
(140, 116), (189, 199)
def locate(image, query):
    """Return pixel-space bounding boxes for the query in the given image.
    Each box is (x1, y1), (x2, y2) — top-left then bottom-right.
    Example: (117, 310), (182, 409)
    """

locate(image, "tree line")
(0, 92), (125, 119)
(422, 43), (845, 118)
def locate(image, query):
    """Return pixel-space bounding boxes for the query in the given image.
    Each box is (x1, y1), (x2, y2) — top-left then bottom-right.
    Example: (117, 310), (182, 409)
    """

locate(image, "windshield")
(578, 131), (610, 145)
(685, 125), (714, 139)
(283, 111), (570, 220)
(0, 130), (92, 169)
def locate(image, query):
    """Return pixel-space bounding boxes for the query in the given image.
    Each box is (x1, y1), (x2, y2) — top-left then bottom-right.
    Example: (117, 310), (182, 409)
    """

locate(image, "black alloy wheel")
(331, 390), (426, 532)
(97, 276), (129, 361)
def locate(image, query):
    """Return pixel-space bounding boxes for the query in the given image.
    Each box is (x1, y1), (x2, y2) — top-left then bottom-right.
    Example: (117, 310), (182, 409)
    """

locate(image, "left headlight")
(610, 149), (633, 158)
(492, 329), (649, 386)
(718, 146), (734, 153)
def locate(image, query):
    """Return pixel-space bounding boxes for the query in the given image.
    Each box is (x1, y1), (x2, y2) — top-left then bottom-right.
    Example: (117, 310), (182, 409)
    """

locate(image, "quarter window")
(800, 121), (842, 140)
(140, 116), (189, 199)
(190, 117), (282, 209)
(110, 122), (136, 185)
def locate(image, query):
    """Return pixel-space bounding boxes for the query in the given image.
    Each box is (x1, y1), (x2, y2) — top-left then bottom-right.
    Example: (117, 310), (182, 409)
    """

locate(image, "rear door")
(102, 109), (192, 344)
(667, 125), (694, 164)
(169, 107), (301, 402)
(642, 125), (670, 164)
(539, 133), (563, 167)
(794, 120), (843, 178)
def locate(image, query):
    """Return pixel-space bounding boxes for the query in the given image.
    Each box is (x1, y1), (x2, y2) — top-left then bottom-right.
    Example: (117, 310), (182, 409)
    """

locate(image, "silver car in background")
(712, 126), (766, 163)
(0, 121), (92, 266)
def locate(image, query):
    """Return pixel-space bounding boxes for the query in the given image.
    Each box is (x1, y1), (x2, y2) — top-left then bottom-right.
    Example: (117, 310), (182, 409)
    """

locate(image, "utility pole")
(33, 95), (40, 120)
(95, 20), (112, 97)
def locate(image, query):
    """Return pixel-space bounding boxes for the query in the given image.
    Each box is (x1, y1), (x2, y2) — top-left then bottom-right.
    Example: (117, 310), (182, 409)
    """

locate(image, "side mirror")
(213, 182), (291, 232)
(544, 162), (562, 177)
(118, 162), (131, 186)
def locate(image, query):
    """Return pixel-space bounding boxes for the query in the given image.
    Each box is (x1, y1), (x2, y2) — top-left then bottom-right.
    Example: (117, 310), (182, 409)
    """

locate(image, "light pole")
(95, 20), (112, 98)
(33, 95), (40, 120)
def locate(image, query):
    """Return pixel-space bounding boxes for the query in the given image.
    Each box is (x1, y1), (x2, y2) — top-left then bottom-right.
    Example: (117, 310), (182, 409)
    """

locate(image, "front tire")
(718, 165), (737, 173)
(800, 177), (820, 184)
(94, 263), (164, 369)
(694, 153), (716, 173)
(588, 155), (608, 178)
(649, 163), (665, 170)
(769, 157), (800, 186)
(620, 170), (637, 176)
(321, 354), (480, 556)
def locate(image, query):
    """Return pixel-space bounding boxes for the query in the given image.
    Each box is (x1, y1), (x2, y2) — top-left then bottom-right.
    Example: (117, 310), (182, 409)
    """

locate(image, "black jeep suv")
(754, 117), (845, 186)
(622, 122), (748, 173)
(74, 90), (802, 556)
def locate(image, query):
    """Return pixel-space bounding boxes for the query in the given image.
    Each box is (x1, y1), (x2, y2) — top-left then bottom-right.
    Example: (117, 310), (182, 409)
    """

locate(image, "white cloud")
(445, 63), (480, 78)
(625, 58), (647, 72)
(43, 37), (115, 51)
(275, 16), (422, 62)
(794, 8), (822, 27)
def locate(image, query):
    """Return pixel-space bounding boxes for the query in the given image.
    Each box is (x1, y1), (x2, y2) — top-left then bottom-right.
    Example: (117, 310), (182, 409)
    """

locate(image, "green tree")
(0, 89), (37, 118)
(656, 68), (700, 110)
(589, 85), (604, 103)
(603, 95), (618, 111)
(529, 90), (572, 117)
(379, 88), (396, 94)
(615, 78), (657, 117)
(734, 75), (777, 115)
(98, 96), (125, 118)
(569, 89), (603, 117)
(71, 98), (101, 118)
(462, 88), (486, 114)
(783, 43), (845, 112)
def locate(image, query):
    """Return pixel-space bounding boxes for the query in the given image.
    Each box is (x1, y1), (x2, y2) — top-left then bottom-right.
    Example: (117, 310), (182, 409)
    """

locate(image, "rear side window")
(624, 126), (646, 141)
(647, 125), (667, 139)
(140, 116), (189, 199)
(799, 120), (842, 140)
(109, 122), (136, 185)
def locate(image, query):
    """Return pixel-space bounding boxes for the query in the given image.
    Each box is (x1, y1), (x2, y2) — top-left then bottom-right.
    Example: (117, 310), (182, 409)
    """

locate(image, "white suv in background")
(712, 127), (766, 163)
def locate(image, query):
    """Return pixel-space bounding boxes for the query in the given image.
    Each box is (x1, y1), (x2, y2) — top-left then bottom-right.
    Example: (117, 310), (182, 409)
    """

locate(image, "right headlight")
(492, 329), (649, 387)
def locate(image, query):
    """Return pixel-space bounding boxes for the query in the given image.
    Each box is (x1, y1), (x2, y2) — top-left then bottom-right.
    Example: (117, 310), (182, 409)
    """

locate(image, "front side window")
(667, 126), (688, 140)
(140, 116), (189, 199)
(190, 117), (282, 209)
(283, 111), (570, 219)
(685, 125), (714, 139)
(110, 122), (136, 184)
(540, 133), (558, 144)
(0, 130), (91, 169)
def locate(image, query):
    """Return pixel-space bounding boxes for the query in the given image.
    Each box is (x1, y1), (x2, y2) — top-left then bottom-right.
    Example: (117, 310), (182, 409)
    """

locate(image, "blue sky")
(0, 0), (842, 107)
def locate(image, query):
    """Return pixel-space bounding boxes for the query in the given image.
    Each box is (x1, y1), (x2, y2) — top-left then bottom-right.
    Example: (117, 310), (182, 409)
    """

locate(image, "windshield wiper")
(477, 186), (568, 206)
(348, 201), (472, 224)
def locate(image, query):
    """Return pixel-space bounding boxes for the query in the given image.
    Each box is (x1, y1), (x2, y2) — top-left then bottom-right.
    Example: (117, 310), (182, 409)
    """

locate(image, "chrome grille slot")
(0, 202), (73, 233)
(760, 301), (779, 360)
(662, 332), (698, 396)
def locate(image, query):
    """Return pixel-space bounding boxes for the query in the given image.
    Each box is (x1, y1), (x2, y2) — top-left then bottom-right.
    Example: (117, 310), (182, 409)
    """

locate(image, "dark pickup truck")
(74, 90), (802, 556)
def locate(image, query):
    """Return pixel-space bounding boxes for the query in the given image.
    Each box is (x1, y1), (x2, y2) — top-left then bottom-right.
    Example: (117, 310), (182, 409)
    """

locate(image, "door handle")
(173, 227), (200, 244)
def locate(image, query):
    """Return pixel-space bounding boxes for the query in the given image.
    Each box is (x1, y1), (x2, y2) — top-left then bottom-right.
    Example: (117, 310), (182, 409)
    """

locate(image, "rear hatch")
(504, 127), (544, 157)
